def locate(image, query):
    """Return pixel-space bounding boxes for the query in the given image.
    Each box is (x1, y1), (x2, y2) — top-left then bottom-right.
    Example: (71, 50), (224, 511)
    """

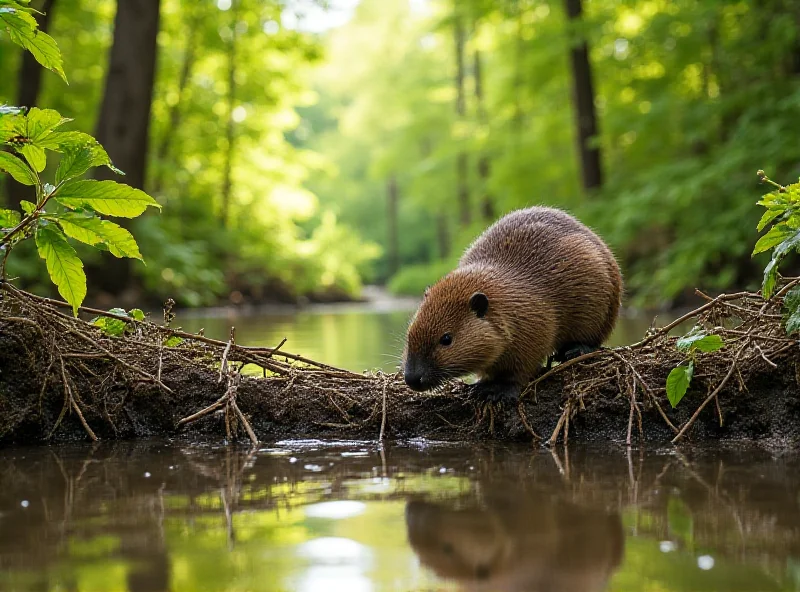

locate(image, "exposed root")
(1, 278), (799, 444)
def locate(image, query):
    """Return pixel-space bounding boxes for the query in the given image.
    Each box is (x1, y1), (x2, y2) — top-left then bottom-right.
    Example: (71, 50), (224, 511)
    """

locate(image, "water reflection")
(2, 441), (799, 591)
(405, 489), (623, 591)
(177, 304), (667, 373)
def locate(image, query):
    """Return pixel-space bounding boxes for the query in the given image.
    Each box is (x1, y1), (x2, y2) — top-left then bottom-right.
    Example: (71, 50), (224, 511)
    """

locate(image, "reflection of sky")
(294, 537), (373, 592)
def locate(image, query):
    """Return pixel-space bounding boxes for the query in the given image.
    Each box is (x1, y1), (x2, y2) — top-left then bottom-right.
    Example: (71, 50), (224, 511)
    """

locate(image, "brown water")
(1, 441), (799, 591)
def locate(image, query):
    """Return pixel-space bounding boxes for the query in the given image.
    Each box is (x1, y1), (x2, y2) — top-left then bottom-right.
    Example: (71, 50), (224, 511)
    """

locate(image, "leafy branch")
(0, 4), (160, 315)
(753, 171), (800, 334)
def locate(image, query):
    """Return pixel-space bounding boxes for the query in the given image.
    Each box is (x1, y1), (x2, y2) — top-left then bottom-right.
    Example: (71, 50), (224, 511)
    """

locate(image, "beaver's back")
(459, 206), (621, 349)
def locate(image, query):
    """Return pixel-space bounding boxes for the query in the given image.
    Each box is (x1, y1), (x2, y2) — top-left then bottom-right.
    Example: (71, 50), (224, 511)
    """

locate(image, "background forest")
(2, 0), (800, 310)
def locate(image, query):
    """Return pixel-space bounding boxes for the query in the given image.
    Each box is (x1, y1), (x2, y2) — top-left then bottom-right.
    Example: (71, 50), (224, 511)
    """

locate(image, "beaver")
(402, 206), (622, 403)
(405, 488), (624, 591)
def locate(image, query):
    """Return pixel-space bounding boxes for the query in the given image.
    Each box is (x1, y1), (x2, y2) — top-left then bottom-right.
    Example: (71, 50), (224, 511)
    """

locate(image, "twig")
(672, 341), (748, 444)
(379, 375), (388, 441)
(754, 344), (778, 368)
(517, 400), (541, 441)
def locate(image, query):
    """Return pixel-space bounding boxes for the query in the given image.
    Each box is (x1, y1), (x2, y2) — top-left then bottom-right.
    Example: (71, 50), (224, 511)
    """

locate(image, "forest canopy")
(2, 0), (800, 309)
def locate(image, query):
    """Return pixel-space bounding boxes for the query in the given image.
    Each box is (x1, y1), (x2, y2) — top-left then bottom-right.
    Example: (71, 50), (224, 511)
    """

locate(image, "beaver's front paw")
(466, 379), (521, 406)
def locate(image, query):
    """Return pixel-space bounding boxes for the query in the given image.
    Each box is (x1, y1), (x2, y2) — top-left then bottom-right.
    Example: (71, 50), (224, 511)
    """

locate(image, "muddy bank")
(1, 282), (798, 446)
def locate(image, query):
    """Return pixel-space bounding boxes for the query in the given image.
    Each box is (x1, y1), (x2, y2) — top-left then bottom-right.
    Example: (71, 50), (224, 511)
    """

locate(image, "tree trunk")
(150, 6), (200, 196)
(564, 0), (603, 191)
(220, 3), (238, 230)
(454, 15), (470, 227)
(92, 0), (161, 296)
(474, 47), (494, 222)
(4, 0), (57, 209)
(386, 175), (399, 277)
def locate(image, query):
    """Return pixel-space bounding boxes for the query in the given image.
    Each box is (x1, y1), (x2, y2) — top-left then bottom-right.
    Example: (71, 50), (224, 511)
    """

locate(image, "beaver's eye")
(439, 333), (452, 346)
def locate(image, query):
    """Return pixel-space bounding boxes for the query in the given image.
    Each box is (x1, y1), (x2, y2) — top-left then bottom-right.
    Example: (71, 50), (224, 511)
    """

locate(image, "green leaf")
(762, 230), (800, 299)
(129, 308), (145, 321)
(43, 132), (123, 176)
(20, 200), (35, 214)
(676, 328), (706, 352)
(18, 144), (45, 172)
(0, 8), (67, 82)
(90, 315), (127, 337)
(164, 335), (184, 347)
(0, 208), (21, 227)
(55, 213), (142, 259)
(691, 334), (724, 353)
(784, 286), (800, 335)
(55, 146), (94, 184)
(666, 361), (693, 408)
(753, 224), (793, 255)
(35, 224), (86, 316)
(757, 208), (786, 232)
(56, 180), (161, 218)
(0, 151), (36, 185)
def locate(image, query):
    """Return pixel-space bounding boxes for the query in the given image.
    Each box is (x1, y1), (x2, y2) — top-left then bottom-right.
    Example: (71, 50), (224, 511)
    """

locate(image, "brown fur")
(405, 488), (624, 591)
(403, 206), (622, 397)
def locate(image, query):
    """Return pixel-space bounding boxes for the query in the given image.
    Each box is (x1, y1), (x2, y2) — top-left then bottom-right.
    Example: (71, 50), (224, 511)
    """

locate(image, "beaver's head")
(402, 269), (506, 391)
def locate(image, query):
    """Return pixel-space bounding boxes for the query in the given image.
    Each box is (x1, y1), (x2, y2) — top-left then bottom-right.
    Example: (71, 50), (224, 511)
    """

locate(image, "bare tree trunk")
(564, 0), (602, 191)
(4, 0), (57, 209)
(150, 6), (200, 196)
(474, 47), (494, 222)
(454, 15), (470, 227)
(92, 0), (161, 296)
(219, 4), (238, 229)
(386, 175), (399, 277)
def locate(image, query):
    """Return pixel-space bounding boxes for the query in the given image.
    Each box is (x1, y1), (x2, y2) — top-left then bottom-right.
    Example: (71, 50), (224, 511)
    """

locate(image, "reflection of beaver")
(403, 207), (622, 403)
(405, 489), (624, 591)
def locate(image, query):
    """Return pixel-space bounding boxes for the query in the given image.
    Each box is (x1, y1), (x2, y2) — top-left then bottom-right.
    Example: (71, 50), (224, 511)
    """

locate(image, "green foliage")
(90, 307), (145, 337)
(666, 327), (723, 408)
(0, 106), (160, 314)
(387, 260), (456, 296)
(0, 0), (66, 82)
(0, 22), (158, 315)
(753, 173), (800, 301)
(666, 361), (693, 409)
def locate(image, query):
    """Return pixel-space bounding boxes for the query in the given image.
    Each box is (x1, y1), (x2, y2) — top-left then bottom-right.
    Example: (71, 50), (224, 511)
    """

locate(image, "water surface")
(177, 302), (663, 373)
(1, 441), (798, 591)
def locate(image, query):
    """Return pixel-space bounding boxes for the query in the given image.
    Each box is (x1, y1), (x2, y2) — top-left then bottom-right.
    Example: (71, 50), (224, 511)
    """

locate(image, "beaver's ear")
(469, 292), (489, 318)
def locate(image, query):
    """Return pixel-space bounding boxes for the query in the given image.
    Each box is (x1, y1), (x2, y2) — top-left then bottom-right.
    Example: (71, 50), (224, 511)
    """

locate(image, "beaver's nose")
(404, 369), (426, 391)
(404, 356), (428, 391)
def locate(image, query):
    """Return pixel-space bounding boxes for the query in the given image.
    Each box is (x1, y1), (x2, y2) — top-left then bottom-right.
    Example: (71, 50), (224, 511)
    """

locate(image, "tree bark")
(4, 0), (57, 209)
(454, 15), (470, 227)
(564, 0), (603, 191)
(474, 47), (494, 221)
(92, 0), (161, 296)
(386, 175), (399, 277)
(220, 3), (238, 230)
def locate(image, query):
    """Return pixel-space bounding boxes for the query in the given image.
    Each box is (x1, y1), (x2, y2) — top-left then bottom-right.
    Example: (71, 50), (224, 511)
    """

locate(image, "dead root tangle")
(1, 280), (799, 445)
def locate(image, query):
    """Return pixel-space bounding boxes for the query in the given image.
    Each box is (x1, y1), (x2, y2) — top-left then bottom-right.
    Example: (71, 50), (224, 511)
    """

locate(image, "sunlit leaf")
(56, 180), (161, 218)
(55, 146), (94, 184)
(18, 143), (46, 172)
(55, 213), (142, 259)
(757, 208), (785, 232)
(129, 308), (145, 321)
(0, 151), (36, 185)
(164, 335), (184, 347)
(690, 334), (724, 353)
(35, 224), (86, 316)
(0, 8), (67, 82)
(20, 200), (35, 214)
(753, 224), (793, 255)
(666, 361), (693, 408)
(90, 315), (127, 337)
(0, 208), (21, 227)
